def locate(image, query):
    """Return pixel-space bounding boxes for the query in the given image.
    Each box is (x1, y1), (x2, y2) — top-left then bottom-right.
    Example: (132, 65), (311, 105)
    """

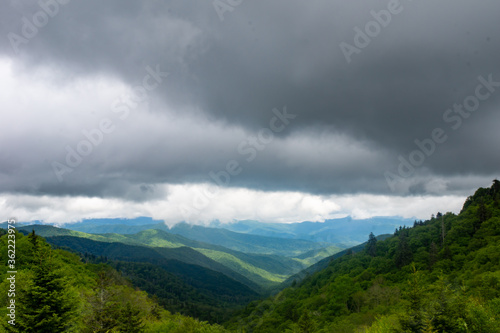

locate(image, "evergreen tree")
(27, 230), (38, 250)
(394, 231), (412, 268)
(399, 265), (426, 332)
(477, 200), (488, 224)
(117, 302), (145, 333)
(441, 244), (452, 260)
(16, 233), (77, 332)
(365, 232), (377, 257)
(491, 179), (500, 195)
(430, 276), (462, 332)
(428, 241), (438, 271)
(83, 269), (121, 332)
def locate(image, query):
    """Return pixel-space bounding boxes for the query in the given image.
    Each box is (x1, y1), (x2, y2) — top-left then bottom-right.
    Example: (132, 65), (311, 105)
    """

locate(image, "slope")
(20, 225), (338, 290)
(169, 222), (328, 256)
(44, 234), (261, 293)
(0, 229), (229, 330)
(228, 181), (500, 332)
(124, 229), (310, 287)
(59, 219), (334, 257)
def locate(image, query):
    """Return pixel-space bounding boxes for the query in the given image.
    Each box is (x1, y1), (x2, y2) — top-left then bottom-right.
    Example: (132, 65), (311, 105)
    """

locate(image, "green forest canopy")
(0, 229), (228, 332)
(227, 181), (500, 332)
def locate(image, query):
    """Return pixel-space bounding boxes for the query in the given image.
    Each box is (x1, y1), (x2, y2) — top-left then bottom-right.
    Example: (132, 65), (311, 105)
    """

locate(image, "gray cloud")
(1, 0), (499, 203)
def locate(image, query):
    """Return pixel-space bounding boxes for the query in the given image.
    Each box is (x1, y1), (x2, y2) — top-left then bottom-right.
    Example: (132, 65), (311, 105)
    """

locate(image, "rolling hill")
(0, 229), (231, 329)
(42, 234), (260, 321)
(18, 225), (340, 290)
(57, 219), (333, 257)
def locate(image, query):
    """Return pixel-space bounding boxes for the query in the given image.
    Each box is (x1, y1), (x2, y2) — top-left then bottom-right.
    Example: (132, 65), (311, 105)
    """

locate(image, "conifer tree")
(395, 231), (412, 268)
(399, 265), (426, 332)
(366, 232), (377, 257)
(428, 241), (438, 270)
(117, 302), (145, 333)
(83, 269), (121, 332)
(477, 200), (488, 225)
(16, 233), (77, 332)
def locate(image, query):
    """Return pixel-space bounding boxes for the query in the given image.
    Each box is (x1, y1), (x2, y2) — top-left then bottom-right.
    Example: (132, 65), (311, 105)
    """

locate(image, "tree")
(366, 232), (377, 257)
(431, 276), (462, 332)
(441, 214), (446, 246)
(491, 179), (500, 195)
(27, 230), (38, 250)
(298, 311), (315, 333)
(489, 179), (499, 207)
(477, 200), (489, 224)
(399, 265), (426, 332)
(83, 269), (121, 332)
(16, 233), (77, 332)
(395, 232), (412, 268)
(117, 302), (145, 333)
(428, 242), (438, 271)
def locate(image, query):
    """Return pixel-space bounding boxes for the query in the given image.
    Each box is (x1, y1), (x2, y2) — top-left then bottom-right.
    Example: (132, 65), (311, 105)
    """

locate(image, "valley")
(2, 182), (499, 331)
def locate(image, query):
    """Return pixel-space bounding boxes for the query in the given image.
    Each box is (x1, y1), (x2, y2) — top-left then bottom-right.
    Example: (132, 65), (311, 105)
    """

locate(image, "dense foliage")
(0, 231), (228, 332)
(227, 181), (500, 332)
(44, 235), (259, 323)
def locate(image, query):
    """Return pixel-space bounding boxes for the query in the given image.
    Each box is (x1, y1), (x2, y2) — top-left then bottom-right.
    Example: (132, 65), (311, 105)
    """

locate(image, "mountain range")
(3, 214), (414, 325)
(2, 183), (500, 331)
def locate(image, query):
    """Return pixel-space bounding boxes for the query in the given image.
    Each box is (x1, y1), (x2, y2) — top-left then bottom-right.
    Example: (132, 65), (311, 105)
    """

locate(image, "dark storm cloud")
(1, 0), (499, 199)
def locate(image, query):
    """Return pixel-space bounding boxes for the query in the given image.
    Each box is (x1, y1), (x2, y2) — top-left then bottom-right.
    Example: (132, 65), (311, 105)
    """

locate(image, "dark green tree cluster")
(365, 232), (377, 257)
(2, 231), (78, 332)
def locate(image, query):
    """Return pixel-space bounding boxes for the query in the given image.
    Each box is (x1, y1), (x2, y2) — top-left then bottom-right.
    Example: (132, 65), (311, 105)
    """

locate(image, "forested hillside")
(227, 181), (500, 332)
(40, 235), (259, 323)
(18, 226), (339, 291)
(8, 223), (337, 324)
(0, 230), (228, 332)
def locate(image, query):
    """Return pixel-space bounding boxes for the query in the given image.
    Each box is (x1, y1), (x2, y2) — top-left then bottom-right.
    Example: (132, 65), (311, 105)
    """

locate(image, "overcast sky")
(1, 0), (499, 224)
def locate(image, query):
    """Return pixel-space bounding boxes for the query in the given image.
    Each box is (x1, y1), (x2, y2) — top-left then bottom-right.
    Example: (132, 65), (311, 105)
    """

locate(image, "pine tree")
(399, 265), (426, 332)
(16, 233), (77, 332)
(431, 276), (461, 332)
(395, 231), (412, 268)
(366, 232), (377, 257)
(117, 302), (145, 333)
(491, 179), (500, 195)
(83, 269), (121, 332)
(477, 200), (488, 224)
(441, 214), (446, 246)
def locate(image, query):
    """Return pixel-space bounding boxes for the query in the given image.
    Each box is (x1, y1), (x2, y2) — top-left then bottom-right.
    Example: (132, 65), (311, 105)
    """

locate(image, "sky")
(1, 0), (499, 225)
